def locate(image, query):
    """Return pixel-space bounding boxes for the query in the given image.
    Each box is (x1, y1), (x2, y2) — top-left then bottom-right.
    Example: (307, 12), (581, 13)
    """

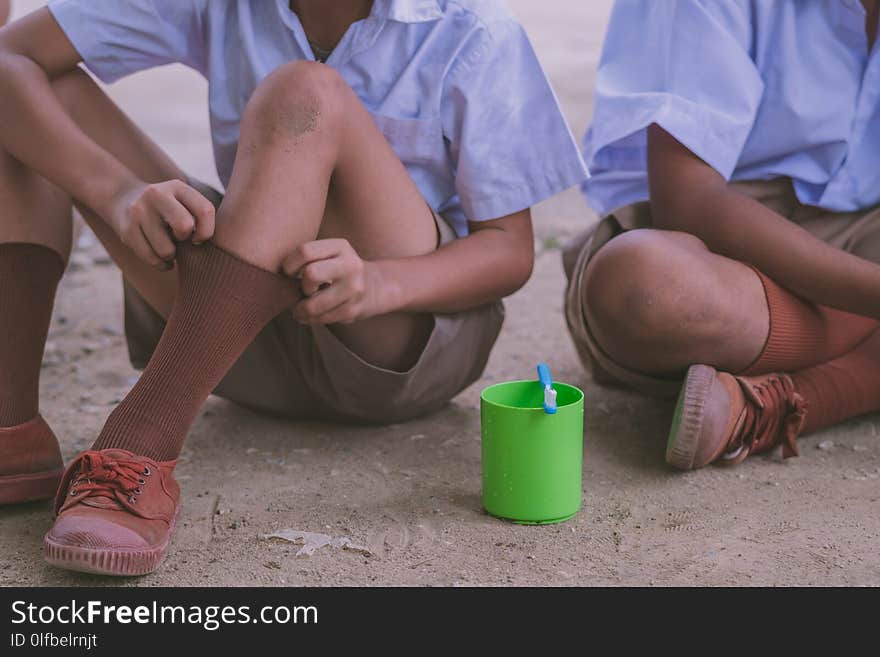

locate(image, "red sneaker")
(43, 449), (180, 576)
(0, 415), (64, 505)
(666, 364), (807, 470)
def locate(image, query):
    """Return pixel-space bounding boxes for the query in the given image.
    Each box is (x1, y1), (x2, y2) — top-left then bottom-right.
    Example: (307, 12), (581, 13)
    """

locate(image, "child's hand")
(110, 180), (216, 270)
(283, 239), (386, 325)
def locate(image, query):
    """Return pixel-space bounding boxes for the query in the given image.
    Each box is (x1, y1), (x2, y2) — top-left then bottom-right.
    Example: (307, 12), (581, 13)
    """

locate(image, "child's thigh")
(317, 98), (439, 262)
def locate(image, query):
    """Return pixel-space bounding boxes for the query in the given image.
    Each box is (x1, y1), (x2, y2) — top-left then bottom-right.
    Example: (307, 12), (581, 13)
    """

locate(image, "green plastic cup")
(480, 380), (585, 525)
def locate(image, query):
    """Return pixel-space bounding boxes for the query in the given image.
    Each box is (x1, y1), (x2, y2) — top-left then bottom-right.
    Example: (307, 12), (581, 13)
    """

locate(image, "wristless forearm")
(374, 231), (531, 315)
(670, 189), (880, 318)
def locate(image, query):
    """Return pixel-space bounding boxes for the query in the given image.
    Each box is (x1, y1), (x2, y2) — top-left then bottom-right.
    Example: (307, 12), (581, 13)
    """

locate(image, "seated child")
(565, 0), (880, 469)
(0, 0), (586, 574)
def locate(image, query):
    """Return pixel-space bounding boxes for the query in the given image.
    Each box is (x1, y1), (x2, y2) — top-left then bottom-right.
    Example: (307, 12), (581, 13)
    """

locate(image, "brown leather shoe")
(0, 415), (64, 505)
(666, 364), (807, 470)
(43, 449), (179, 576)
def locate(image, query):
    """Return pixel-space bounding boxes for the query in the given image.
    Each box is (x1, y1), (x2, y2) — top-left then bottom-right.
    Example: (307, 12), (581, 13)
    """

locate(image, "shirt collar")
(370, 0), (443, 23)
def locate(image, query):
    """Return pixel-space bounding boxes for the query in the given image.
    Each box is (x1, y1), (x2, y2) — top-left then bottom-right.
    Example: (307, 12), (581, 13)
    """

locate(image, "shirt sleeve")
(48, 0), (208, 82)
(586, 0), (764, 182)
(441, 19), (588, 223)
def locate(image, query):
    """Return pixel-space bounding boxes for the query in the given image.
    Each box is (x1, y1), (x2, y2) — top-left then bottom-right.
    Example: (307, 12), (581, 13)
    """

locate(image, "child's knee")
(241, 61), (347, 144)
(583, 229), (700, 348)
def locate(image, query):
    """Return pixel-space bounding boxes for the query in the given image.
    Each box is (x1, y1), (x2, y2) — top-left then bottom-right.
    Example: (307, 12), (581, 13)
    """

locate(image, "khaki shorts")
(563, 178), (880, 398)
(124, 189), (504, 424)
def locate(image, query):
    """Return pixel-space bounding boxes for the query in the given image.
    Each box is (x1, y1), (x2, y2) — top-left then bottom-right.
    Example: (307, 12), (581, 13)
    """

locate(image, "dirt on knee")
(242, 62), (347, 145)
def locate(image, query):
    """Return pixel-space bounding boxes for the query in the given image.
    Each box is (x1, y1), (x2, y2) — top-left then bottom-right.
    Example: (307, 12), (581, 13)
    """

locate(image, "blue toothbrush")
(537, 363), (558, 414)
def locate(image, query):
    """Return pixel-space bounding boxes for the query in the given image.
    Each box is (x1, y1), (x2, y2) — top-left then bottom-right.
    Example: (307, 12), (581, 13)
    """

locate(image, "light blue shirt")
(49, 0), (587, 237)
(583, 0), (880, 217)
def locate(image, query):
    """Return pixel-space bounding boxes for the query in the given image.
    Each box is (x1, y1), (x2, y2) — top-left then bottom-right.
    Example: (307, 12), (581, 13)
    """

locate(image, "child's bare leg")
(0, 138), (72, 258)
(587, 231), (880, 469)
(583, 228), (770, 376)
(0, 0), (10, 27)
(216, 61), (437, 371)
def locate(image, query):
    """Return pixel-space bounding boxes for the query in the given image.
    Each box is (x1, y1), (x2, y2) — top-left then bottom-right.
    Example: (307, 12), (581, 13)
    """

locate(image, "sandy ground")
(2, 0), (879, 587)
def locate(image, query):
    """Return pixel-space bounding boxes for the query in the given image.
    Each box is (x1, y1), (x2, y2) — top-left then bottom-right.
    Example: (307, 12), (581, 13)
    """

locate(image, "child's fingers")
(128, 225), (172, 270)
(144, 185), (195, 241)
(299, 258), (346, 296)
(282, 239), (349, 278)
(300, 278), (327, 298)
(295, 282), (350, 322)
(171, 181), (216, 244)
(140, 218), (178, 265)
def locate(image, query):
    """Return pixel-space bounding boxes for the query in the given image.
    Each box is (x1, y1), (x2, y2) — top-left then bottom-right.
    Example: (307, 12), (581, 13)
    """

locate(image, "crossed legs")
(582, 228), (880, 455)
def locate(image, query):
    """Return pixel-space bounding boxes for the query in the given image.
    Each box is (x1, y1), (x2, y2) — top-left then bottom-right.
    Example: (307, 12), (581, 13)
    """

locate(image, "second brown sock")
(92, 242), (298, 461)
(793, 329), (880, 434)
(741, 269), (878, 375)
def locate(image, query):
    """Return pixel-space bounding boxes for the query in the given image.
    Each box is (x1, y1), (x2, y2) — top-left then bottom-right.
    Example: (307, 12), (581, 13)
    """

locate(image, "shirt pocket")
(369, 113), (444, 166)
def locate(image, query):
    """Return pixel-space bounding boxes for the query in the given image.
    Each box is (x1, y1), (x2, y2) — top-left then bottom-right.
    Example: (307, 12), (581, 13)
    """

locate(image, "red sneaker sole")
(666, 364), (715, 470)
(43, 506), (179, 577)
(0, 468), (63, 506)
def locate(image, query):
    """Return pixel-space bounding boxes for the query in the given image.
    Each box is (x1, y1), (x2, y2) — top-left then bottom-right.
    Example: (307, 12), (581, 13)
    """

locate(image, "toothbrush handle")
(537, 363), (553, 389)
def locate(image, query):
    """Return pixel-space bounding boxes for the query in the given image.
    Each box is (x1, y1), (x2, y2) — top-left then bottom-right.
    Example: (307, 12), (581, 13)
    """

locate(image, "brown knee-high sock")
(792, 329), (880, 434)
(0, 243), (65, 427)
(741, 269), (878, 375)
(93, 242), (298, 461)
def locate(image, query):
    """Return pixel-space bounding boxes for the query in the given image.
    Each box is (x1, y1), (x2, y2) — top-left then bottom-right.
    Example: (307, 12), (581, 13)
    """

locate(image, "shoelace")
(730, 375), (806, 459)
(68, 451), (152, 505)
